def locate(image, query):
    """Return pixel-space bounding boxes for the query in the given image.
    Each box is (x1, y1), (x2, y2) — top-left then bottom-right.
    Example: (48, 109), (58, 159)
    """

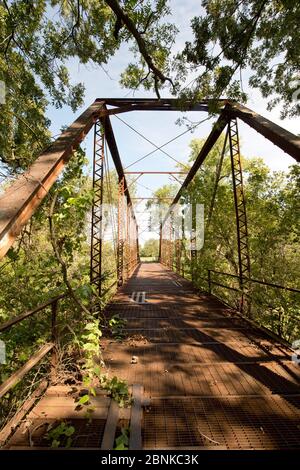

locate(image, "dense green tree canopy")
(167, 137), (300, 340)
(140, 237), (159, 257)
(1, 0), (299, 178)
(175, 0), (300, 117)
(0, 0), (176, 172)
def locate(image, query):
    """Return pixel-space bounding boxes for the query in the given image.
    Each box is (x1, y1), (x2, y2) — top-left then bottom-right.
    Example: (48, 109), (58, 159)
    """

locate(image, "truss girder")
(90, 121), (105, 308)
(228, 118), (251, 315)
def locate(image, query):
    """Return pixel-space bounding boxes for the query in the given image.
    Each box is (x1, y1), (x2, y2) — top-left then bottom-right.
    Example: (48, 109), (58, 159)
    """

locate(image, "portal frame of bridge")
(0, 98), (299, 311)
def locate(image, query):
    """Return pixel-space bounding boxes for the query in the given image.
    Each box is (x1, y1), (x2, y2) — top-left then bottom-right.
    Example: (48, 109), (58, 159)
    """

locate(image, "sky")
(45, 0), (299, 245)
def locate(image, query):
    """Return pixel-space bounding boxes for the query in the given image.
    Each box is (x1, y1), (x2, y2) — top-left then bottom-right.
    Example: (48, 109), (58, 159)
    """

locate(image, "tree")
(0, 0), (176, 172)
(175, 0), (300, 117)
(140, 238), (159, 257)
(156, 136), (299, 341)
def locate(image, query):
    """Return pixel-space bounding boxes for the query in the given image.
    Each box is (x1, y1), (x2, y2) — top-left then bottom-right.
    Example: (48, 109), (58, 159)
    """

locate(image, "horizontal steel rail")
(0, 343), (54, 399)
(209, 269), (300, 294)
(0, 295), (65, 398)
(0, 294), (66, 332)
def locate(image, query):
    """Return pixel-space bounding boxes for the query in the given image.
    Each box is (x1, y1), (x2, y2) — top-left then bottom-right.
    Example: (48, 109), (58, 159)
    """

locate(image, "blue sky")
(45, 1), (299, 244)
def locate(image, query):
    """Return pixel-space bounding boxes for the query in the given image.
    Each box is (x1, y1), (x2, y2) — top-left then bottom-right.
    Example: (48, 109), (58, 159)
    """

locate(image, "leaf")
(85, 333), (97, 341)
(65, 426), (75, 437)
(66, 437), (73, 448)
(82, 343), (97, 351)
(114, 443), (126, 450)
(6, 248), (18, 261)
(51, 439), (60, 448)
(85, 322), (98, 331)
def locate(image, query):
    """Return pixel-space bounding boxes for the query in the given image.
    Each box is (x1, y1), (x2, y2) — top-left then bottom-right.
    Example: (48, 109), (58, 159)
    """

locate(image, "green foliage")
(46, 421), (75, 448)
(81, 319), (103, 370)
(78, 317), (131, 411)
(0, 0), (177, 173)
(158, 136), (300, 342)
(0, 147), (97, 426)
(175, 1), (300, 117)
(1, 0), (298, 182)
(146, 184), (178, 208)
(114, 427), (129, 450)
(140, 238), (159, 258)
(103, 375), (131, 408)
(108, 314), (127, 340)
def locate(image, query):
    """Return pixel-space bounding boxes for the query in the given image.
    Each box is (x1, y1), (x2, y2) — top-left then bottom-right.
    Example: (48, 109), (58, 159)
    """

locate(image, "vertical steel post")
(135, 219), (140, 265)
(181, 208), (185, 278)
(160, 223), (166, 264)
(50, 299), (58, 381)
(175, 209), (181, 274)
(228, 118), (251, 315)
(190, 196), (197, 282)
(175, 239), (181, 274)
(169, 210), (174, 270)
(128, 206), (132, 276)
(126, 203), (130, 280)
(158, 222), (162, 263)
(117, 176), (125, 286)
(90, 121), (104, 314)
(208, 269), (211, 295)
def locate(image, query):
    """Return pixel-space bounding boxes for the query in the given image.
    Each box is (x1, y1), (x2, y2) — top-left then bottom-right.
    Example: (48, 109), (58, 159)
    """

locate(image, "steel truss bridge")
(0, 98), (300, 450)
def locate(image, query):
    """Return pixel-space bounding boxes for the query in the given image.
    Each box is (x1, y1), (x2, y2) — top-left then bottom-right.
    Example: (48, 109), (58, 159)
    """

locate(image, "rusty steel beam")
(0, 343), (54, 399)
(90, 121), (105, 312)
(0, 101), (147, 261)
(0, 101), (106, 260)
(124, 171), (187, 174)
(2, 97), (297, 263)
(100, 109), (139, 270)
(228, 103), (300, 162)
(102, 98), (300, 162)
(0, 294), (65, 332)
(117, 176), (125, 286)
(96, 98), (229, 112)
(100, 109), (135, 213)
(228, 118), (251, 316)
(167, 111), (229, 211)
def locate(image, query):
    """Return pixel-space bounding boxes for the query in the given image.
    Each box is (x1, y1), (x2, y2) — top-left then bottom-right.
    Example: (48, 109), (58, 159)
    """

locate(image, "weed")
(46, 421), (75, 448)
(114, 427), (129, 450)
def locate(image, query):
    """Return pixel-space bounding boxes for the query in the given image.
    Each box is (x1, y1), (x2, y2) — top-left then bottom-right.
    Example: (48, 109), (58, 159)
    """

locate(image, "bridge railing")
(0, 294), (66, 400)
(207, 269), (300, 343)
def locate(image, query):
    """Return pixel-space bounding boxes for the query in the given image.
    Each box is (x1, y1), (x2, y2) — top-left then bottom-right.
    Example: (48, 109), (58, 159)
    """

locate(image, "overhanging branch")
(105, 0), (173, 90)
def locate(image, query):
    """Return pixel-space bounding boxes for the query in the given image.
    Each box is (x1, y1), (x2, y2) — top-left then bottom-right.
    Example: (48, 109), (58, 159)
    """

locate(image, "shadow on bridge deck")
(103, 262), (300, 450)
(4, 262), (300, 450)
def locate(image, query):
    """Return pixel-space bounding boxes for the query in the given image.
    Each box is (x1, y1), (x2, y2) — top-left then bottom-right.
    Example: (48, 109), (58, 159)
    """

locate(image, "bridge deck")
(103, 262), (300, 450)
(4, 263), (300, 450)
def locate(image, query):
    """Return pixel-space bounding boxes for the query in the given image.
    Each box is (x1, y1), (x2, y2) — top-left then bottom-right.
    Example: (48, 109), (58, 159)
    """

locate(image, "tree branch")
(140, 12), (154, 34)
(105, 0), (174, 93)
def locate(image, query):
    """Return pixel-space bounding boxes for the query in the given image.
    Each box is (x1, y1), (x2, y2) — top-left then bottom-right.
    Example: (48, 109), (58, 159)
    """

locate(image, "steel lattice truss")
(228, 118), (251, 313)
(90, 120), (104, 305)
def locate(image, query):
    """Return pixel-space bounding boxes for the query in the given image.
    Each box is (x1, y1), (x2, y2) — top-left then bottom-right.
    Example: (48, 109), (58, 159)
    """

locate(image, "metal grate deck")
(7, 418), (106, 448)
(99, 263), (300, 449)
(143, 397), (300, 449)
